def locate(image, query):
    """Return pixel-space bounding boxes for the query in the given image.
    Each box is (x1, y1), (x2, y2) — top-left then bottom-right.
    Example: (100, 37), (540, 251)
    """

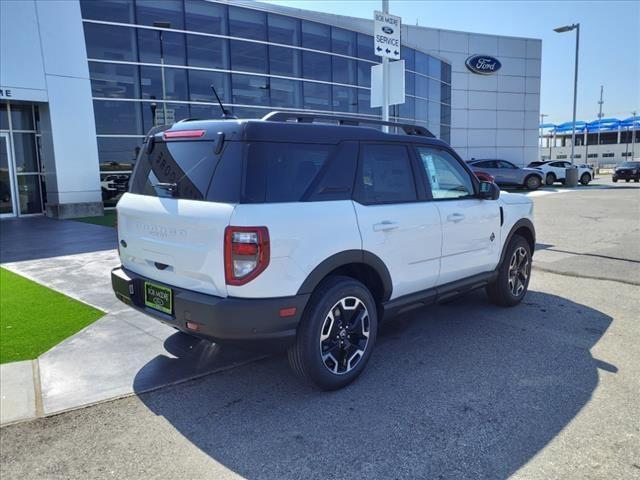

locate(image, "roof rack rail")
(261, 111), (435, 138)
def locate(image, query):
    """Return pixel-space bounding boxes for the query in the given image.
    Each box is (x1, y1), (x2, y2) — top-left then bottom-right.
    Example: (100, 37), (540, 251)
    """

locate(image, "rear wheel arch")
(297, 250), (392, 306)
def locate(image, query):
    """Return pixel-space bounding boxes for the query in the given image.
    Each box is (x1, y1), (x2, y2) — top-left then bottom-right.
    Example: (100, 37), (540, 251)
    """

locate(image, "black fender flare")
(296, 250), (393, 302)
(499, 218), (536, 266)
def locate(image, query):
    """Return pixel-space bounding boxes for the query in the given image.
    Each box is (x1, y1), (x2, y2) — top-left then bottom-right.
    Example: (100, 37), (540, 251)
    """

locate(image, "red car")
(474, 171), (495, 183)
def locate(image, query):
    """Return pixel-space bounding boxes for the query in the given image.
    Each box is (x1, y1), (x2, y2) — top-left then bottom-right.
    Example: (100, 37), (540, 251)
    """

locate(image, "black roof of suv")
(157, 112), (450, 147)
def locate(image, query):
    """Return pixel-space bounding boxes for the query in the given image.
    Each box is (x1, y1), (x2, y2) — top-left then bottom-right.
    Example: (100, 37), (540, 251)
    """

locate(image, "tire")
(626, 179), (630, 183)
(288, 276), (378, 390)
(580, 173), (591, 185)
(612, 178), (618, 182)
(486, 235), (532, 307)
(635, 178), (639, 183)
(545, 173), (556, 185)
(524, 175), (542, 190)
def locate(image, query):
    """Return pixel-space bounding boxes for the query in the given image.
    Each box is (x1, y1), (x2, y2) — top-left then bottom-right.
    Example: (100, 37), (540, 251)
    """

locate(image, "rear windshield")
(243, 142), (333, 203)
(129, 139), (241, 202)
(527, 161), (545, 167)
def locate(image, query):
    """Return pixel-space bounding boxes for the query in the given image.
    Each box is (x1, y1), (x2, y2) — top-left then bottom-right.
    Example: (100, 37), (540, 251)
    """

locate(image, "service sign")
(374, 11), (401, 60)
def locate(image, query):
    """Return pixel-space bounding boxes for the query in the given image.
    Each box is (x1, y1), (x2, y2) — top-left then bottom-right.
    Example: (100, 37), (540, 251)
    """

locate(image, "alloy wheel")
(319, 296), (370, 375)
(508, 246), (529, 297)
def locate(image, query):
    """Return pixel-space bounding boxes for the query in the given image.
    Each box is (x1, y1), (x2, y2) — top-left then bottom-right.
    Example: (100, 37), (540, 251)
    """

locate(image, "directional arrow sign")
(374, 10), (401, 60)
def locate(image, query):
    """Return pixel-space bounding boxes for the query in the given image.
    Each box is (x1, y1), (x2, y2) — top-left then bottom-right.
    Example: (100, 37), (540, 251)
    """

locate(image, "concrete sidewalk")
(1, 217), (259, 425)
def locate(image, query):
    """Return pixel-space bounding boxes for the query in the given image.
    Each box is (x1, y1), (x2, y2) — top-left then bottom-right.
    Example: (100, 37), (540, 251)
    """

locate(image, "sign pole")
(381, 0), (390, 133)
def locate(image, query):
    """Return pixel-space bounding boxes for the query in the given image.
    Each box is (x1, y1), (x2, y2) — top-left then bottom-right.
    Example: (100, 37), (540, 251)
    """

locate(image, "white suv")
(112, 113), (536, 390)
(527, 160), (593, 186)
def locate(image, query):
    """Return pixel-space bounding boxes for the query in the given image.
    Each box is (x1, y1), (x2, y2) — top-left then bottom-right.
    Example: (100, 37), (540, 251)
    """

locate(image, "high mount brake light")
(224, 227), (270, 286)
(163, 130), (206, 140)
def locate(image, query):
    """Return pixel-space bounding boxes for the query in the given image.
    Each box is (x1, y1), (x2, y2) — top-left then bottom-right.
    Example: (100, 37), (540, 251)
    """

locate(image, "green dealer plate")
(144, 281), (173, 315)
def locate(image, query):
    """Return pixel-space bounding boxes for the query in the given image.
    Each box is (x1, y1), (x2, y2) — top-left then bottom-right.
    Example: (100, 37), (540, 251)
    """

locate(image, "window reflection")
(185, 0), (227, 34)
(232, 74), (269, 105)
(90, 62), (140, 99)
(229, 6), (266, 41)
(270, 78), (302, 108)
(331, 28), (356, 56)
(230, 40), (267, 73)
(270, 46), (301, 77)
(140, 66), (188, 101)
(268, 13), (300, 45)
(303, 82), (331, 110)
(136, 0), (184, 29)
(302, 51), (331, 81)
(138, 29), (186, 65)
(302, 21), (330, 50)
(187, 35), (228, 69)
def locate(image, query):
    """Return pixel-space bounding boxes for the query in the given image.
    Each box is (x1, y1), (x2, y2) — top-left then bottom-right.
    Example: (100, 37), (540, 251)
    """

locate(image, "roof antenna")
(210, 85), (236, 119)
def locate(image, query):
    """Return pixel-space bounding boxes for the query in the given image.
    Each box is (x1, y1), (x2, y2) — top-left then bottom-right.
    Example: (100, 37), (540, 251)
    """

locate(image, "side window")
(550, 161), (563, 167)
(307, 141), (358, 201)
(417, 147), (475, 200)
(355, 144), (417, 204)
(244, 142), (332, 203)
(498, 160), (517, 169)
(475, 160), (493, 168)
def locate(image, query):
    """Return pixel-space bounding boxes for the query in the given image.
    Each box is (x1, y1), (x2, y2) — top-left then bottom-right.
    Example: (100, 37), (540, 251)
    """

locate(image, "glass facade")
(80, 0), (451, 207)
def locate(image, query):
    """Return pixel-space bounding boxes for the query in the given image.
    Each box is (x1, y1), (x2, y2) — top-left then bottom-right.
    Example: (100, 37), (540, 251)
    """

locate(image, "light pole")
(554, 23), (580, 165)
(381, 0), (389, 133)
(540, 113), (548, 159)
(632, 110), (637, 159)
(153, 21), (171, 124)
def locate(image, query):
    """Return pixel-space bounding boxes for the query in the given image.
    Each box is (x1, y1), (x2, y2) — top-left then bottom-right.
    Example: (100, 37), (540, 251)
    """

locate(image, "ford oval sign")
(381, 26), (394, 35)
(465, 55), (502, 75)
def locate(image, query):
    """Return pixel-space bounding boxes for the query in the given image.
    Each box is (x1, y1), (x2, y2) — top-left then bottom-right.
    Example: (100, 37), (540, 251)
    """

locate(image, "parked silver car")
(467, 159), (544, 190)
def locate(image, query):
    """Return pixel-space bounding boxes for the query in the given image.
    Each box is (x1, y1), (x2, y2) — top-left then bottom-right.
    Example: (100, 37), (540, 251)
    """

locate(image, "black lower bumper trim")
(111, 267), (309, 349)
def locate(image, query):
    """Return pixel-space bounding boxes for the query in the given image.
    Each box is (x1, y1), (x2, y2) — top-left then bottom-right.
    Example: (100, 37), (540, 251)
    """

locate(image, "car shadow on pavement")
(133, 289), (612, 480)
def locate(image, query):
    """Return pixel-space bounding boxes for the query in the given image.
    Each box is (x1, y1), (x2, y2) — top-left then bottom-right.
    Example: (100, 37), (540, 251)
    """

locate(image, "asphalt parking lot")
(1, 179), (639, 480)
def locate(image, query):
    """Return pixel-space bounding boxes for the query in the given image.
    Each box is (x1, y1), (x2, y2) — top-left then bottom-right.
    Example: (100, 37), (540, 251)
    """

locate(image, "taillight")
(224, 226), (270, 286)
(163, 129), (205, 140)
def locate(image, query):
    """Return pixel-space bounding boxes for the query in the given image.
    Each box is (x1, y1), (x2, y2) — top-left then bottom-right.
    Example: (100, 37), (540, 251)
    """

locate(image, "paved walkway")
(0, 217), (258, 425)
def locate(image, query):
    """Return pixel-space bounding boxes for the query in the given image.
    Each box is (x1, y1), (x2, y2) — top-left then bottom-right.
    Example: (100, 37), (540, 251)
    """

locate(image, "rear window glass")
(244, 143), (333, 203)
(129, 139), (241, 202)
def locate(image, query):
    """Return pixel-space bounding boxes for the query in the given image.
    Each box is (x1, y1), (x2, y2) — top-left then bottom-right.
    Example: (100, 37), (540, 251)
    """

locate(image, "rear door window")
(354, 144), (418, 204)
(243, 142), (333, 203)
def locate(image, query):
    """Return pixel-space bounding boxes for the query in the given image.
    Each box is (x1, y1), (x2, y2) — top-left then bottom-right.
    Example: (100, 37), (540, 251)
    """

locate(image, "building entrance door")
(0, 103), (45, 217)
(0, 133), (17, 217)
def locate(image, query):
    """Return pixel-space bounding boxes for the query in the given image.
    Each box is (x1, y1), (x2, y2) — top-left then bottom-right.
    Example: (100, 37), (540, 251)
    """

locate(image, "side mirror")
(478, 181), (500, 200)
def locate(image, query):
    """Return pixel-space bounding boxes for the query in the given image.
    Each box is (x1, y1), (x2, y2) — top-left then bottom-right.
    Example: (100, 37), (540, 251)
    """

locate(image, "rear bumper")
(111, 267), (309, 350)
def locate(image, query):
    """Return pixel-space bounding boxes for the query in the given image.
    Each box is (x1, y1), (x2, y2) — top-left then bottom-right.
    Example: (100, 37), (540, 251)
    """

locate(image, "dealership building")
(0, 0), (542, 218)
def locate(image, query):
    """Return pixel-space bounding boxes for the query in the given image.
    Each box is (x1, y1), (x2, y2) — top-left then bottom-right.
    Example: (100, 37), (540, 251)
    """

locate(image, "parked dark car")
(467, 159), (543, 190)
(612, 161), (640, 182)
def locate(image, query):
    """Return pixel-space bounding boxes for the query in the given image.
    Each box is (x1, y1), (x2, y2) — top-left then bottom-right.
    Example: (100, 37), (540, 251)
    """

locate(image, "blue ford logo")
(382, 26), (394, 34)
(465, 55), (502, 75)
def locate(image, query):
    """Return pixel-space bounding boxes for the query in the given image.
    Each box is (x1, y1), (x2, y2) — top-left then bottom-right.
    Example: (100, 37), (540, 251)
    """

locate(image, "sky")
(266, 0), (639, 125)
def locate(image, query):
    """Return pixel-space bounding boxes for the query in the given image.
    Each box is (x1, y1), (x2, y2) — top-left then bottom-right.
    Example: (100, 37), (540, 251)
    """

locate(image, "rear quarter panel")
(228, 201), (362, 298)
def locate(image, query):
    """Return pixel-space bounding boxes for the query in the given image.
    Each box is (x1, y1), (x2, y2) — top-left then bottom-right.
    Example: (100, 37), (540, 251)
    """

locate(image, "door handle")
(447, 213), (465, 223)
(373, 221), (399, 232)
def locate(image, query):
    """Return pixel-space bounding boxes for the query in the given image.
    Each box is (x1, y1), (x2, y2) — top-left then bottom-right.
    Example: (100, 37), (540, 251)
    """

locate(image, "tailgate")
(117, 193), (234, 297)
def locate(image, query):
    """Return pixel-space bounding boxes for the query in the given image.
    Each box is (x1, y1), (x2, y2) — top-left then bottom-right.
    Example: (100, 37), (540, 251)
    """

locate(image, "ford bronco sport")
(112, 112), (535, 390)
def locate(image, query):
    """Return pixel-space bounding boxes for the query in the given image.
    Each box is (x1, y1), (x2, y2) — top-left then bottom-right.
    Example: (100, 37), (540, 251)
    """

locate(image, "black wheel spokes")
(508, 247), (529, 296)
(320, 297), (370, 375)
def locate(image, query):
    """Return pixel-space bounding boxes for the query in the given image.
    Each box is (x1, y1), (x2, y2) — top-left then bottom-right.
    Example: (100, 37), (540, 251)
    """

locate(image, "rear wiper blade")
(154, 182), (177, 195)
